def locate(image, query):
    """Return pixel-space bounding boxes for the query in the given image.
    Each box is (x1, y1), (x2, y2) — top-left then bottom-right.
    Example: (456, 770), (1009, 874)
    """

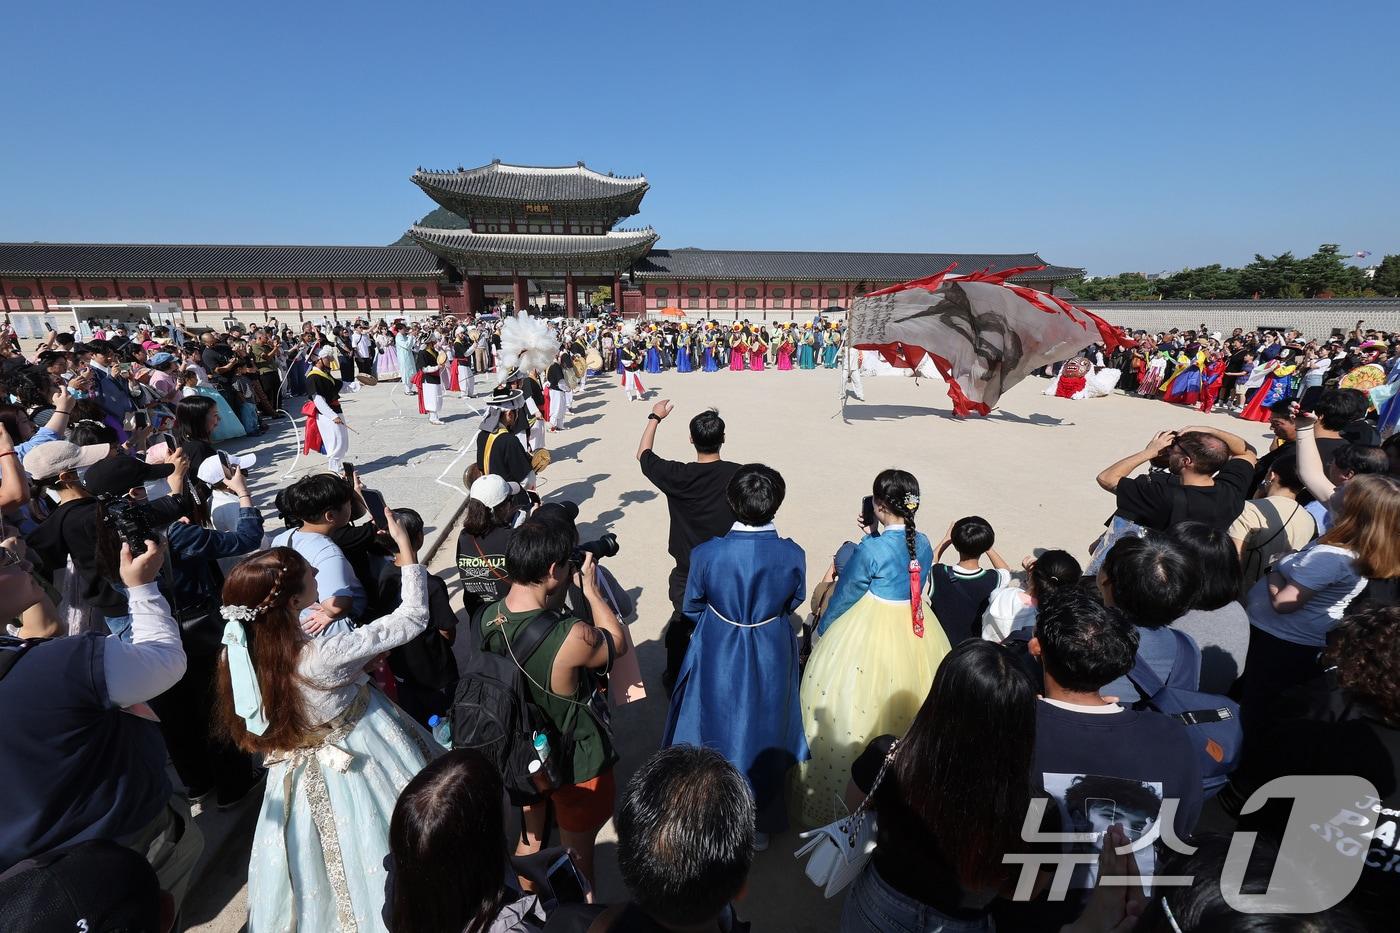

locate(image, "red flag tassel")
(909, 560), (925, 638)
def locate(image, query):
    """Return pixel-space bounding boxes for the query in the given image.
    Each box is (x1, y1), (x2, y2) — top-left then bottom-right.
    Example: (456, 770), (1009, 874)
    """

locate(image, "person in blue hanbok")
(395, 325), (420, 394)
(798, 326), (817, 369)
(676, 325), (693, 373)
(663, 464), (806, 845)
(702, 330), (719, 372)
(216, 514), (438, 933)
(644, 332), (663, 374)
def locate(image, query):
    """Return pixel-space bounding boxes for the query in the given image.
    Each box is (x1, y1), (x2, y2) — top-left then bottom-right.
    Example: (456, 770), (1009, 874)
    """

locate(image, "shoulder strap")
(1125, 648), (1167, 704)
(511, 610), (561, 669)
(0, 637), (52, 682)
(1165, 628), (1197, 689)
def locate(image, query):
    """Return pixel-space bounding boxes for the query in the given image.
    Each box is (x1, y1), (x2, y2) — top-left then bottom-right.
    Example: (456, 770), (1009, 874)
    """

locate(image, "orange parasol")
(659, 306), (686, 318)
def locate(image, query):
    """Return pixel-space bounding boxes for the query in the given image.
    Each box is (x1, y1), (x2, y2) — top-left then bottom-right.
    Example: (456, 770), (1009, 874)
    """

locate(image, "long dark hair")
(388, 749), (510, 933)
(873, 468), (921, 568)
(887, 640), (1035, 889)
(174, 394), (216, 445)
(214, 548), (314, 754)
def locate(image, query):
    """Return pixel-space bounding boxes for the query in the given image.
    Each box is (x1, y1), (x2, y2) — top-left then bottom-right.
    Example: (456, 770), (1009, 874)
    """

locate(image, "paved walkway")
(185, 368), (1269, 932)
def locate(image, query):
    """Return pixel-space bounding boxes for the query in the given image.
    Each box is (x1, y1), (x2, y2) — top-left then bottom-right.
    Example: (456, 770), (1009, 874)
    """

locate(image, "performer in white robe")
(308, 346), (349, 474)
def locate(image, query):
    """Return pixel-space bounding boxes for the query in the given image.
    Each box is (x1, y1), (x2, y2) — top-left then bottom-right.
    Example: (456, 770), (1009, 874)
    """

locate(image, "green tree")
(1070, 272), (1158, 301)
(589, 285), (612, 306)
(1238, 252), (1299, 298)
(1370, 254), (1400, 297)
(1298, 244), (1368, 297)
(1154, 264), (1244, 300)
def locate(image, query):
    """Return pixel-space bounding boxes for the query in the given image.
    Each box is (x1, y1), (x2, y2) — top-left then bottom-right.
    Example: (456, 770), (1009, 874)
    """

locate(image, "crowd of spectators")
(0, 314), (1395, 933)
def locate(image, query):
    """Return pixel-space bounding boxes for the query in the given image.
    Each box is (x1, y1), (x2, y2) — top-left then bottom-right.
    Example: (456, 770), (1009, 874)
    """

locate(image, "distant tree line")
(1068, 245), (1400, 300)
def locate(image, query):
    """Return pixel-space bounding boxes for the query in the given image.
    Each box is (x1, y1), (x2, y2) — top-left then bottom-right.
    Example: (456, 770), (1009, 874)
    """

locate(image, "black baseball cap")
(0, 839), (162, 933)
(83, 455), (175, 497)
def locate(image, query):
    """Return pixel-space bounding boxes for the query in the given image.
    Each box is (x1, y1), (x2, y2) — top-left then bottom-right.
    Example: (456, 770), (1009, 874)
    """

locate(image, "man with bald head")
(1097, 425), (1258, 532)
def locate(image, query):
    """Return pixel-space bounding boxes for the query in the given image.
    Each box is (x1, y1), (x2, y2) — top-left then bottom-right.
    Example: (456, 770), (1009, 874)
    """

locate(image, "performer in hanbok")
(702, 329), (719, 372)
(301, 346), (349, 473)
(414, 337), (447, 426)
(749, 331), (767, 371)
(1137, 350), (1169, 397)
(1240, 350), (1300, 422)
(374, 329), (399, 380)
(822, 325), (842, 368)
(776, 328), (795, 371)
(795, 469), (950, 827)
(798, 325), (817, 370)
(729, 332), (748, 372)
(1160, 350), (1206, 405)
(395, 326), (419, 395)
(664, 464), (806, 844)
(675, 324), (693, 373)
(619, 341), (647, 401)
(216, 518), (437, 933)
(1197, 352), (1228, 413)
(644, 330), (663, 374)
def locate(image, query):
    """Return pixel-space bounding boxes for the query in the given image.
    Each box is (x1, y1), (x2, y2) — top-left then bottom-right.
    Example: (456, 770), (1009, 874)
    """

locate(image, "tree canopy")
(1068, 245), (1389, 300)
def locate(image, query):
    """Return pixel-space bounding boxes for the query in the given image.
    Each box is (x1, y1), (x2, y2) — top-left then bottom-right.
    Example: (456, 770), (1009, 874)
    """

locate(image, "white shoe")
(429, 417), (444, 425)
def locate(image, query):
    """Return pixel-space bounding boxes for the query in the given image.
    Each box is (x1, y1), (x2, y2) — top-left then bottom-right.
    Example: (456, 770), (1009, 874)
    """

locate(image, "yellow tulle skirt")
(793, 592), (951, 827)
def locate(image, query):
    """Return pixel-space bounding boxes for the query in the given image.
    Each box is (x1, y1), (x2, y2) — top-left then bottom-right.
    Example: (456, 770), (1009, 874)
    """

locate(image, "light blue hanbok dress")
(395, 333), (419, 386)
(246, 566), (439, 933)
(663, 525), (807, 832)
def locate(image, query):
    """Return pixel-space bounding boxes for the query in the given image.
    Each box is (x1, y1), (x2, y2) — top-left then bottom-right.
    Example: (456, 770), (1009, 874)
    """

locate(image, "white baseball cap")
(468, 474), (512, 507)
(197, 451), (255, 486)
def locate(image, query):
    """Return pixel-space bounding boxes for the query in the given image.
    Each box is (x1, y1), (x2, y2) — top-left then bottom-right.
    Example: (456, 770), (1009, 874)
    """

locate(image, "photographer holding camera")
(480, 517), (629, 888)
(27, 442), (191, 639)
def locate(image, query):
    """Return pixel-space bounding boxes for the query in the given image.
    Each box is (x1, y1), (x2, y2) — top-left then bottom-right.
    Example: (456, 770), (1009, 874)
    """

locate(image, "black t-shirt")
(928, 565), (1005, 644)
(852, 734), (999, 918)
(456, 525), (514, 616)
(638, 451), (739, 599)
(378, 562), (458, 693)
(1251, 437), (1347, 493)
(545, 902), (747, 933)
(1114, 458), (1253, 531)
(28, 499), (128, 614)
(1235, 675), (1399, 930)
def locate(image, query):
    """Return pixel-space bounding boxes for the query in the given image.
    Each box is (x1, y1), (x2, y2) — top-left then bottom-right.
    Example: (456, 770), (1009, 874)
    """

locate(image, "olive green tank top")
(479, 602), (613, 785)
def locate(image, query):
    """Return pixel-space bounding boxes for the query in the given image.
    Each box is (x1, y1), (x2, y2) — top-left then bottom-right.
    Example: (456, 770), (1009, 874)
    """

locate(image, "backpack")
(451, 607), (562, 805)
(1127, 629), (1242, 797)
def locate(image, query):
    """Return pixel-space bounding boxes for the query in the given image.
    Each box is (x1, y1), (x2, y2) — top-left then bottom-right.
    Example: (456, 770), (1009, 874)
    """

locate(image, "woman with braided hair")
(795, 468), (951, 827)
(214, 509), (440, 932)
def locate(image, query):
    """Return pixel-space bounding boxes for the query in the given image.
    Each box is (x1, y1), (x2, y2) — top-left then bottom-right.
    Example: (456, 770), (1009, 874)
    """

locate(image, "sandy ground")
(184, 366), (1268, 932)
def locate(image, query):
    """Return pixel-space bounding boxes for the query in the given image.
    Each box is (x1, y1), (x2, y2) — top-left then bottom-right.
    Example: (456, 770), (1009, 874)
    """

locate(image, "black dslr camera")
(103, 496), (158, 556)
(533, 500), (621, 564)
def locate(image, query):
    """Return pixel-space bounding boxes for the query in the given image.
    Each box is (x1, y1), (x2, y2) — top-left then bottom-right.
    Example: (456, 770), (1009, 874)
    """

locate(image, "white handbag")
(793, 739), (899, 898)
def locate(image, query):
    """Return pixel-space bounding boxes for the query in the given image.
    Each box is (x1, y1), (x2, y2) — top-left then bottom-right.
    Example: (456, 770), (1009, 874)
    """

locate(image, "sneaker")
(752, 831), (769, 852)
(217, 768), (268, 811)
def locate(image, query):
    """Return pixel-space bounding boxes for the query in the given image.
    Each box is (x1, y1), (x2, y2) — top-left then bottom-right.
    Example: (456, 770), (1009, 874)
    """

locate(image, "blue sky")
(3, 0), (1395, 275)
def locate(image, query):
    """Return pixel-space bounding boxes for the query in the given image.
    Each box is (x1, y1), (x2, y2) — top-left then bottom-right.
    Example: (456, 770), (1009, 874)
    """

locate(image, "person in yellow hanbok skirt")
(794, 469), (951, 827)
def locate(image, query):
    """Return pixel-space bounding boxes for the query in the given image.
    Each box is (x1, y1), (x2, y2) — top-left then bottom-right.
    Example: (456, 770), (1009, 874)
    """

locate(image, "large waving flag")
(847, 265), (1131, 416)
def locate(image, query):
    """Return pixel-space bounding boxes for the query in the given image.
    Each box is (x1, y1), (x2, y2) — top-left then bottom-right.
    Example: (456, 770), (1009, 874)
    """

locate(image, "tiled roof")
(0, 242), (442, 279)
(407, 226), (659, 258)
(411, 161), (648, 203)
(634, 249), (1082, 283)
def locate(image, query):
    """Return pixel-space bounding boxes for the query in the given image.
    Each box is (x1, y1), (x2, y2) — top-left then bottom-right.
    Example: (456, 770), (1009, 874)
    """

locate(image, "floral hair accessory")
(220, 604), (258, 624)
(903, 493), (921, 513)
